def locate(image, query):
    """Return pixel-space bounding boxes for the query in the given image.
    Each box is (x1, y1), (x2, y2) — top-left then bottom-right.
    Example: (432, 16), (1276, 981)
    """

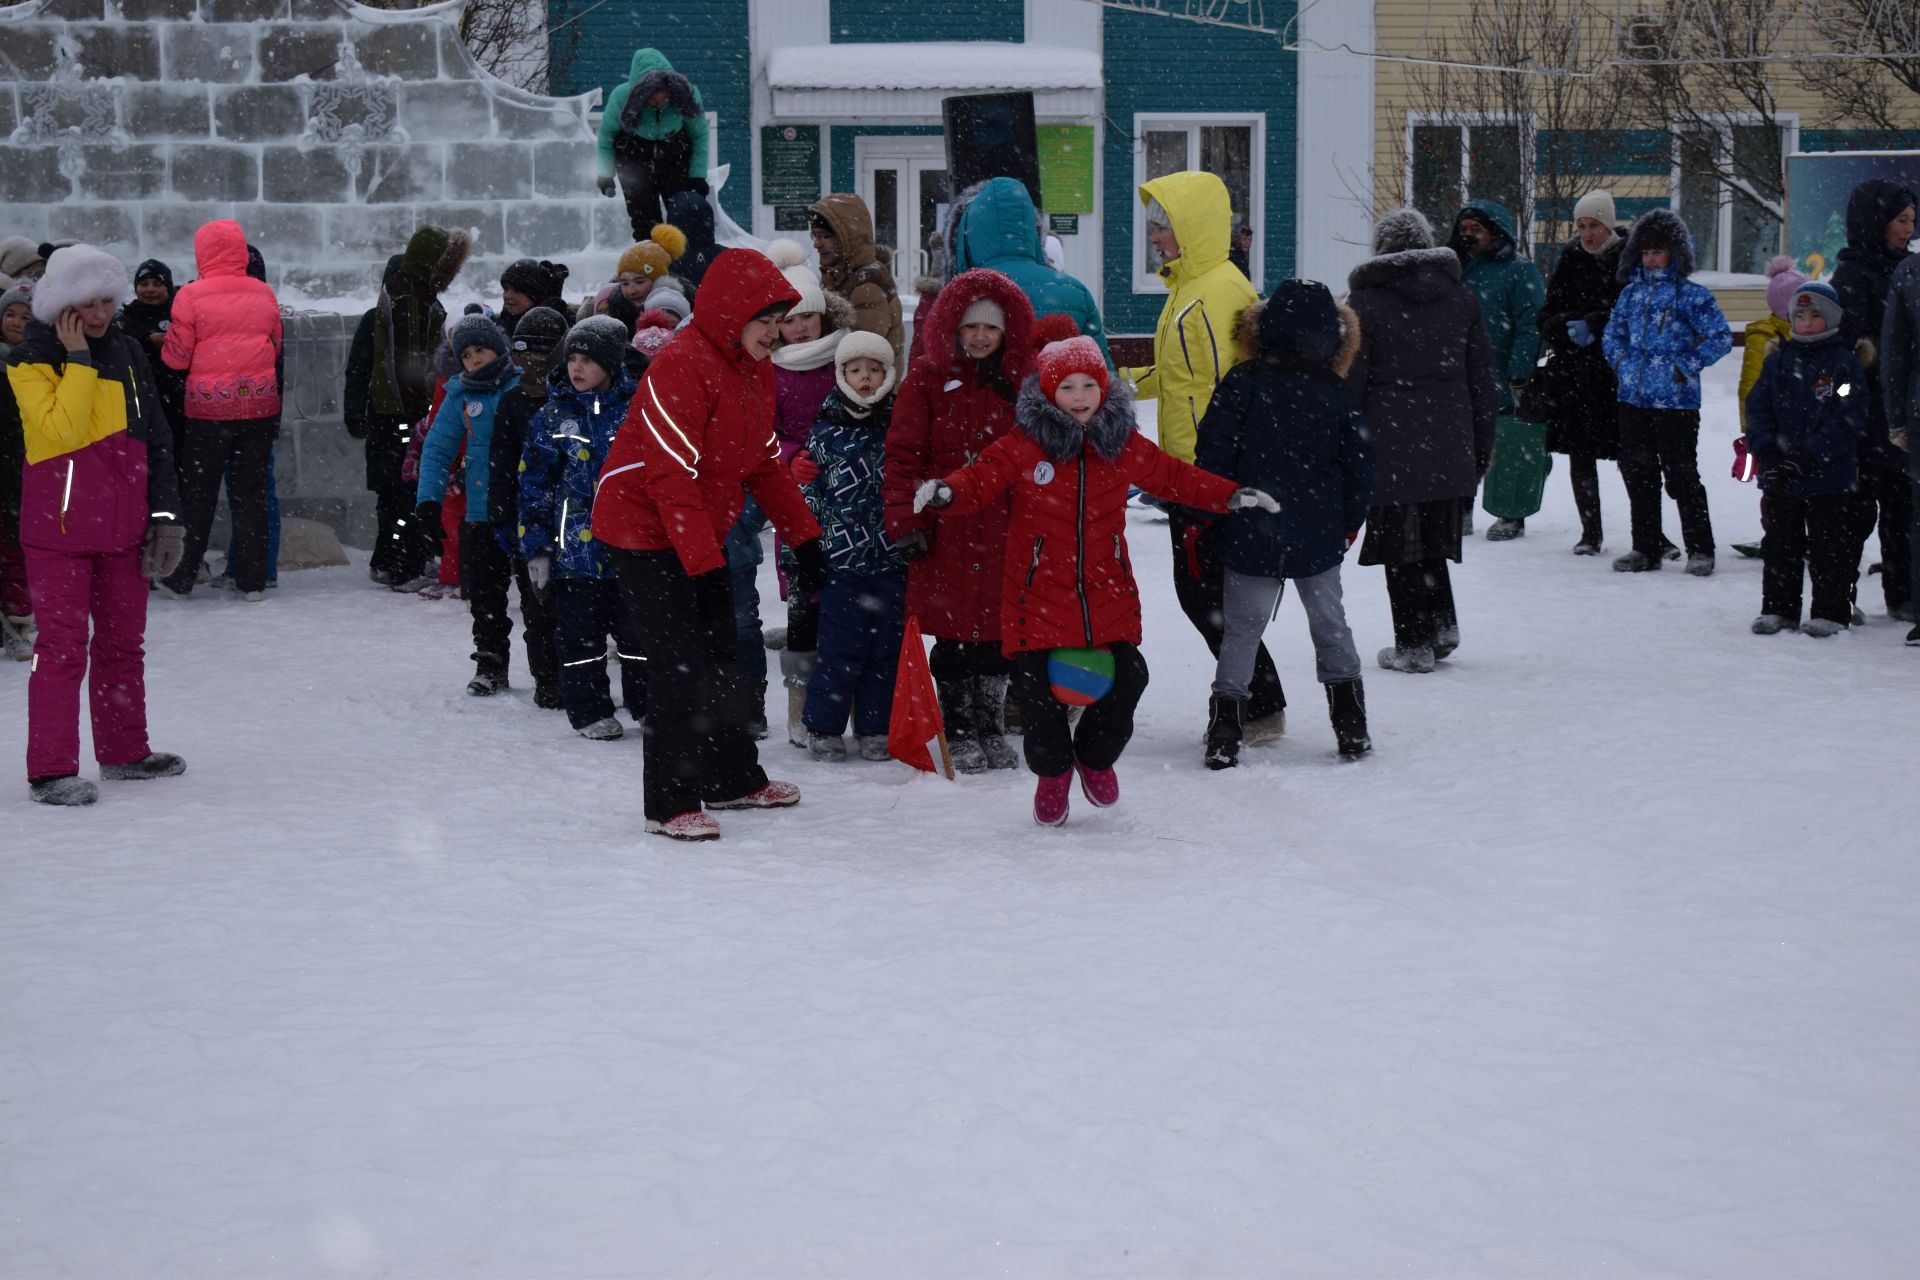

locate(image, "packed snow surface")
(3, 363), (1917, 1276)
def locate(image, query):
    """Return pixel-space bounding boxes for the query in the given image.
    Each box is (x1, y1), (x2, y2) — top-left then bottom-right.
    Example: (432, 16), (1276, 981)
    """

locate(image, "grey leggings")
(1214, 564), (1361, 698)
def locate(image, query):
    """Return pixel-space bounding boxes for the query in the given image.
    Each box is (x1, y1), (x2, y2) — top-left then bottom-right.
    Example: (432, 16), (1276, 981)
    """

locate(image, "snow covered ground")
(4, 362), (1917, 1278)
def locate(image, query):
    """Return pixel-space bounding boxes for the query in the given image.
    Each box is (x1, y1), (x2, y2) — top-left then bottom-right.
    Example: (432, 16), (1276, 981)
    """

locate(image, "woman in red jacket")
(881, 268), (1035, 774)
(158, 218), (283, 601)
(593, 248), (829, 841)
(915, 331), (1274, 826)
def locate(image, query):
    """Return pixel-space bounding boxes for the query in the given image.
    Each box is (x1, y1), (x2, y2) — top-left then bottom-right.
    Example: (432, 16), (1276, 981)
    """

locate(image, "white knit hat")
(1573, 189), (1616, 228)
(961, 296), (1006, 330)
(834, 329), (897, 406)
(765, 238), (825, 317)
(31, 244), (129, 324)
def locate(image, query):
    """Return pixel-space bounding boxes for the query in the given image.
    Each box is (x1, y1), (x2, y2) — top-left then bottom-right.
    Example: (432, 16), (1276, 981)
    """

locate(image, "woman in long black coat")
(1345, 208), (1500, 673)
(1535, 191), (1628, 554)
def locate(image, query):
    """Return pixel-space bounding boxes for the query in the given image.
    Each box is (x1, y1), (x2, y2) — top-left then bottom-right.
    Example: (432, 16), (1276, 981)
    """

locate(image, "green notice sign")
(1038, 124), (1095, 215)
(761, 124), (821, 206)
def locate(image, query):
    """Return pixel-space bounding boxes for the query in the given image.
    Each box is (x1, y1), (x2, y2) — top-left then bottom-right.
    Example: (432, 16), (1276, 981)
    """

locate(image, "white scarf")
(771, 328), (843, 373)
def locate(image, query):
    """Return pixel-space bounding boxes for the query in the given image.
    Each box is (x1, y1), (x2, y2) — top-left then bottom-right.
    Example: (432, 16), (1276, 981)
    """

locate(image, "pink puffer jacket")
(162, 219), (283, 422)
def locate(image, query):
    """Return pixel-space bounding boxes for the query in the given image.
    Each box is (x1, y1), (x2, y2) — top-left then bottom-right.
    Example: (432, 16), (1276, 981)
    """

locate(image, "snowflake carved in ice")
(304, 83), (400, 145)
(14, 84), (118, 144)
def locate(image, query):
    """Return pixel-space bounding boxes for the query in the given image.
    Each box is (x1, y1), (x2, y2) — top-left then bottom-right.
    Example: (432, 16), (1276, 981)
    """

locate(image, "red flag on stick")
(889, 614), (953, 779)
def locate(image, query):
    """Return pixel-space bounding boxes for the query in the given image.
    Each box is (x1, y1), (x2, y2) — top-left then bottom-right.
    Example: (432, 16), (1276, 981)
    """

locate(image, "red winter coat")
(161, 219), (283, 422)
(592, 249), (822, 574)
(941, 377), (1237, 656)
(881, 269), (1035, 643)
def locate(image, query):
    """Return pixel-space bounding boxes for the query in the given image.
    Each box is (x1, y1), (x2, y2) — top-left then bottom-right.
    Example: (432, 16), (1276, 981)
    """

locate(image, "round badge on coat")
(465, 401), (483, 419)
(1033, 461), (1055, 486)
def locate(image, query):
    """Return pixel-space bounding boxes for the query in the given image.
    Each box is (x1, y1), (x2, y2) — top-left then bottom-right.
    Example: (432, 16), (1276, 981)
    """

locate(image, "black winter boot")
(747, 681), (770, 741)
(1204, 694), (1246, 770)
(974, 675), (1020, 769)
(1326, 679), (1371, 758)
(467, 653), (509, 696)
(938, 678), (987, 773)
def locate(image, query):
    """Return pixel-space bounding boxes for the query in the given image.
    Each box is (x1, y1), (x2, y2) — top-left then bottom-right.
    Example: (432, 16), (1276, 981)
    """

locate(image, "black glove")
(789, 538), (829, 596)
(344, 414), (368, 441)
(892, 528), (930, 561)
(1474, 450), (1492, 481)
(415, 500), (443, 555)
(1761, 454), (1807, 488)
(687, 177), (711, 197)
(597, 175), (616, 197)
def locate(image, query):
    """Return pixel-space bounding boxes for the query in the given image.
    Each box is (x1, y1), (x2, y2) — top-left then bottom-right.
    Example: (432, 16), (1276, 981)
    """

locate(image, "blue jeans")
(553, 577), (646, 729)
(223, 448), (279, 583)
(803, 570), (906, 737)
(726, 502), (767, 683)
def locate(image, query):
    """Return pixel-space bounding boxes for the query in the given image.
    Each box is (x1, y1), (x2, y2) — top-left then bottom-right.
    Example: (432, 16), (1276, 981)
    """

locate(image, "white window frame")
(1131, 112), (1264, 294)
(1403, 112), (1536, 256)
(1668, 112), (1797, 274)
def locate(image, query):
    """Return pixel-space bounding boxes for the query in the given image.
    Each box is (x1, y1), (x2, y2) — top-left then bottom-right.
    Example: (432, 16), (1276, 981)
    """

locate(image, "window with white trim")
(1133, 113), (1263, 292)
(1406, 116), (1531, 253)
(1672, 116), (1793, 275)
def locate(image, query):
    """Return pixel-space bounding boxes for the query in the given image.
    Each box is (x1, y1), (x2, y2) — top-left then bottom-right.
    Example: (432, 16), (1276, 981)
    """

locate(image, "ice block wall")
(0, 0), (627, 308)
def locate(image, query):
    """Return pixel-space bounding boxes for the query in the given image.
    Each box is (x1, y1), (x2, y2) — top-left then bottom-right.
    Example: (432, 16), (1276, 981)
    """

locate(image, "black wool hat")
(563, 315), (630, 378)
(511, 306), (568, 358)
(502, 258), (564, 300)
(134, 259), (175, 290)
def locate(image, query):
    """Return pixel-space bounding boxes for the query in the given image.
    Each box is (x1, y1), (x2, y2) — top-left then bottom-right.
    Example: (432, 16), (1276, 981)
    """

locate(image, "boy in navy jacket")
(1746, 281), (1870, 637)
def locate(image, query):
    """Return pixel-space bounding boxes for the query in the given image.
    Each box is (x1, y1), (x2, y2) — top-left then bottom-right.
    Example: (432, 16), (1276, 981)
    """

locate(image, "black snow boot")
(974, 675), (1020, 769)
(467, 653), (509, 696)
(1325, 679), (1371, 759)
(533, 680), (563, 710)
(1204, 694), (1246, 770)
(746, 680), (770, 741)
(938, 678), (987, 773)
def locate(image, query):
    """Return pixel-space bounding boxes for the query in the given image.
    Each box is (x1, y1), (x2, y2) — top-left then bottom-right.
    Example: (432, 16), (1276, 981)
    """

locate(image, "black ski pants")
(1009, 642), (1149, 777)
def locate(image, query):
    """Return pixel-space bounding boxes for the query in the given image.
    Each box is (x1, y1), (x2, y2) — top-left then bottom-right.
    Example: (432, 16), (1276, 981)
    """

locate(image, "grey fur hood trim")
(621, 69), (698, 129)
(1616, 207), (1697, 282)
(1016, 374), (1135, 464)
(1347, 246), (1462, 293)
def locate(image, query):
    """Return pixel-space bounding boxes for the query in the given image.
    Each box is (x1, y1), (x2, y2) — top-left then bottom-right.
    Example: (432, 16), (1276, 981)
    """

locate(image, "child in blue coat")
(1195, 279), (1377, 767)
(1602, 208), (1733, 576)
(518, 316), (646, 737)
(1745, 282), (1870, 637)
(416, 313), (528, 696)
(795, 331), (903, 760)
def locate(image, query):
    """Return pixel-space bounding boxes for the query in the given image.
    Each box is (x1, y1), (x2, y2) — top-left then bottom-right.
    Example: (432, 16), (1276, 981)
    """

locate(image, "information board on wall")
(762, 124), (822, 207)
(1038, 125), (1095, 215)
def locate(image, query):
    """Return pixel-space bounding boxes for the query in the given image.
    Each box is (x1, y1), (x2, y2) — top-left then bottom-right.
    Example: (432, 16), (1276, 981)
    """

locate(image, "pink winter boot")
(1033, 770), (1071, 826)
(1075, 761), (1120, 808)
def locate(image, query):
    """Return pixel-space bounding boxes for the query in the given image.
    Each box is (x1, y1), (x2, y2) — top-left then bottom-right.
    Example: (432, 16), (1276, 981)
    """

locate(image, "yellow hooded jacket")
(1124, 171), (1258, 462)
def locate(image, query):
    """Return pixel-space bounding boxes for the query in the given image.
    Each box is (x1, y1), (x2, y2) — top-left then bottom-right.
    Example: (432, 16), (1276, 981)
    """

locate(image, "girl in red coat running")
(914, 329), (1277, 826)
(592, 248), (830, 841)
(882, 268), (1035, 774)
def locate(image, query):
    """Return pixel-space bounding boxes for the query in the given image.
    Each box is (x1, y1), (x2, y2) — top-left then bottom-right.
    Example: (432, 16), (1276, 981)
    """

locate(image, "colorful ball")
(1047, 646), (1115, 706)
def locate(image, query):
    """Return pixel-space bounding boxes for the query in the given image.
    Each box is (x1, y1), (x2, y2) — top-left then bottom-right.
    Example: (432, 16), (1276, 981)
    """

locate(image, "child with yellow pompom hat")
(614, 223), (688, 308)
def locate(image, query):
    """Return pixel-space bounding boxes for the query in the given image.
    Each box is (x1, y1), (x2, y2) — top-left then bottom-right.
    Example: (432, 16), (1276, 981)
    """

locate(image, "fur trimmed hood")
(429, 229), (473, 296)
(1235, 294), (1362, 378)
(1616, 208), (1697, 282)
(1347, 246), (1462, 295)
(1016, 373), (1135, 464)
(912, 268), (1036, 384)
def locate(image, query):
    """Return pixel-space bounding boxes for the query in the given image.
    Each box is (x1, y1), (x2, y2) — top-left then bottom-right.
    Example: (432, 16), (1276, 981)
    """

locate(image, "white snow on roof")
(767, 44), (1102, 92)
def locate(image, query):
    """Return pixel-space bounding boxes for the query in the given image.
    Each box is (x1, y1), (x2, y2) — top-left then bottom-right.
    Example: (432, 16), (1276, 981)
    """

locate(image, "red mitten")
(1181, 522), (1208, 579)
(791, 451), (819, 485)
(1346, 530), (1359, 549)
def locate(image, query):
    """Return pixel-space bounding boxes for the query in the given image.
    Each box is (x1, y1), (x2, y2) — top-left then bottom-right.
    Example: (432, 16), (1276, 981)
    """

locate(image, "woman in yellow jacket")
(1123, 170), (1286, 741)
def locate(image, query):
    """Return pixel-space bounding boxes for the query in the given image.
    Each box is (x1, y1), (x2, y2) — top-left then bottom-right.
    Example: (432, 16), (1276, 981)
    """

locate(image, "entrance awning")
(766, 44), (1102, 117)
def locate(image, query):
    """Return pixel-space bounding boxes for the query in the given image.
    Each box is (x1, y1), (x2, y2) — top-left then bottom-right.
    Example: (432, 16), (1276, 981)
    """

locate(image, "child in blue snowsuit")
(416, 313), (529, 696)
(1601, 207), (1733, 576)
(796, 331), (904, 760)
(1745, 281), (1871, 636)
(517, 315), (646, 738)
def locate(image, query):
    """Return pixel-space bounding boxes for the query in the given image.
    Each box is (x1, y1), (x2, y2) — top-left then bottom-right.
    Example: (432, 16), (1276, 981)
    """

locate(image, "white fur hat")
(961, 296), (1006, 330)
(835, 329), (897, 406)
(765, 238), (825, 317)
(31, 244), (129, 324)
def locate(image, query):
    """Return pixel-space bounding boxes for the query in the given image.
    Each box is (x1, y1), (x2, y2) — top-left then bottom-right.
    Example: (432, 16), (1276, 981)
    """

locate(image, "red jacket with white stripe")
(591, 249), (822, 574)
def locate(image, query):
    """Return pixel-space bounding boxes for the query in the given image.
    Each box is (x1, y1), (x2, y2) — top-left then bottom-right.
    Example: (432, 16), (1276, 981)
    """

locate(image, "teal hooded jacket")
(595, 48), (708, 182)
(1451, 200), (1545, 409)
(953, 178), (1111, 365)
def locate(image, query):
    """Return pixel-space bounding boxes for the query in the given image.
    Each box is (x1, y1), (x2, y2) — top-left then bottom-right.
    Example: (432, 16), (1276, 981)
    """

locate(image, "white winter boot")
(2, 615), (35, 662)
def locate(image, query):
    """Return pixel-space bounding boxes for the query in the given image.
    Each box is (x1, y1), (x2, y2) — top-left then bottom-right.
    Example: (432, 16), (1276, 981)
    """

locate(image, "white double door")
(856, 136), (949, 285)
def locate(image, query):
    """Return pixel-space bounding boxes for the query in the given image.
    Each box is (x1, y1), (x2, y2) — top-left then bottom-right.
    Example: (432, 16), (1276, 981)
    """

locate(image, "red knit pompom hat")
(1036, 335), (1109, 403)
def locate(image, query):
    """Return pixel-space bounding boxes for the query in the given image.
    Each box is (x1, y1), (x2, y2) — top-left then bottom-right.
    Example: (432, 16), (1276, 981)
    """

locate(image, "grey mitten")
(526, 555), (551, 594)
(141, 523), (185, 579)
